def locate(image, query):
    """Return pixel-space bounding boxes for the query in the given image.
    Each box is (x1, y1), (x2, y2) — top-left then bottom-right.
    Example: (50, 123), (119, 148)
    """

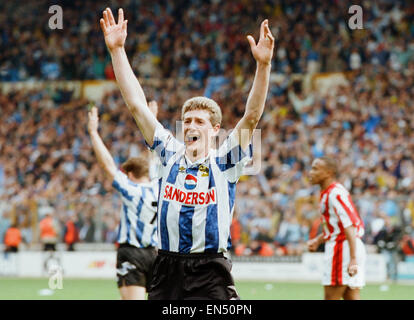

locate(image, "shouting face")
(183, 109), (220, 159)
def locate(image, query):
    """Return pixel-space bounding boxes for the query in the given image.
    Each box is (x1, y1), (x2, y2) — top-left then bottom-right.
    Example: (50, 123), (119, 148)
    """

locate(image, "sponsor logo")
(163, 184), (216, 206)
(184, 174), (197, 190)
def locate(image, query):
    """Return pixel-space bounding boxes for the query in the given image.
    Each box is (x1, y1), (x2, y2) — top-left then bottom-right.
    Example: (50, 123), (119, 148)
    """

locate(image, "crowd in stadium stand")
(1, 0), (414, 257)
(2, 0), (414, 82)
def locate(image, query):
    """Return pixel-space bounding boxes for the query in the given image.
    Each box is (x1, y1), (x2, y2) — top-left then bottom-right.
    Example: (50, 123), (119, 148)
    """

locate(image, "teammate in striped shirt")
(88, 105), (158, 300)
(99, 7), (274, 299)
(307, 157), (366, 300)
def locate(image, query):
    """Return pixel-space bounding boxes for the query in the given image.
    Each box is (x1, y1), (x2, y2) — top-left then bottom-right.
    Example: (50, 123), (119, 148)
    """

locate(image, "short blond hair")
(181, 96), (222, 126)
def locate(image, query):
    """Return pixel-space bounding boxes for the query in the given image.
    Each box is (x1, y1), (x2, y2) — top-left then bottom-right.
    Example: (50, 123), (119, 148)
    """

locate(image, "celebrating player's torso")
(319, 182), (364, 243)
(150, 125), (252, 254)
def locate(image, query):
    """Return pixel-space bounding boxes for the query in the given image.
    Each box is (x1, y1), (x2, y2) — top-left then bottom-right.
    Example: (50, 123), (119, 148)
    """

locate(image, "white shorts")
(322, 237), (366, 288)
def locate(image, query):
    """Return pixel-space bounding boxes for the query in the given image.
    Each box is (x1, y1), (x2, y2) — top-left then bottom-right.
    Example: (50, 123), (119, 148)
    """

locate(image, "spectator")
(0, 0), (410, 84)
(3, 223), (22, 253)
(349, 48), (362, 71)
(400, 233), (414, 258)
(39, 212), (60, 251)
(79, 216), (96, 243)
(230, 213), (242, 254)
(374, 217), (403, 281)
(104, 62), (115, 80)
(63, 215), (79, 251)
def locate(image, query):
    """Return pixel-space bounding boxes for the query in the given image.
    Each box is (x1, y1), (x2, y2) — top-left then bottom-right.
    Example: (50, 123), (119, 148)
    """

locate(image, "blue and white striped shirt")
(148, 124), (252, 253)
(112, 170), (158, 248)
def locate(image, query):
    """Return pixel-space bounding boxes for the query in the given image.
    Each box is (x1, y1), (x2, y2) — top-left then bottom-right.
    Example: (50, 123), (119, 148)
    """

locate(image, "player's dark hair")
(121, 156), (149, 179)
(319, 156), (338, 178)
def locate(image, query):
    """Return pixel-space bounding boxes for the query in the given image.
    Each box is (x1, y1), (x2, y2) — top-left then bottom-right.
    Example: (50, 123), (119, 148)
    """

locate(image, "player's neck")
(185, 147), (210, 164)
(130, 176), (149, 184)
(320, 178), (336, 193)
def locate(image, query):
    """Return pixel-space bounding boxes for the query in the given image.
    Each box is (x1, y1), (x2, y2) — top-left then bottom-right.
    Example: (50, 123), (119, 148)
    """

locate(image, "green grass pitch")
(0, 278), (412, 300)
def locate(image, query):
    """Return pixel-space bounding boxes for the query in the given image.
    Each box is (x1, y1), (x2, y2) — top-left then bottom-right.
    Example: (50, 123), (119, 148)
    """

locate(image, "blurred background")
(1, 0), (414, 295)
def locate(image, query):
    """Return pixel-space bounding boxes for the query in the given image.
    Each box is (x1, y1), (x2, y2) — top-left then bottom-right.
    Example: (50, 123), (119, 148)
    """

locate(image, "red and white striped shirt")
(319, 182), (364, 243)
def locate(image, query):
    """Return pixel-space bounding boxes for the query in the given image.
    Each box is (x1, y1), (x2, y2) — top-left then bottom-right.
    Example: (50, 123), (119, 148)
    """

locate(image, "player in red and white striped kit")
(307, 157), (366, 300)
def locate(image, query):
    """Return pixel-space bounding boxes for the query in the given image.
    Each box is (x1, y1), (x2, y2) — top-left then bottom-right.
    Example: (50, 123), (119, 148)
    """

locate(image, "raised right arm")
(100, 8), (158, 146)
(88, 106), (116, 181)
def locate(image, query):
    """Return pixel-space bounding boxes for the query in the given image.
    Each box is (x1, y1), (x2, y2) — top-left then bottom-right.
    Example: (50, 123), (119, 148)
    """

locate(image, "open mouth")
(185, 133), (200, 144)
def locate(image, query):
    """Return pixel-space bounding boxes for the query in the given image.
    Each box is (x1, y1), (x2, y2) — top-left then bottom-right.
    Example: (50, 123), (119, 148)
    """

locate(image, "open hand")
(100, 8), (127, 52)
(247, 19), (275, 65)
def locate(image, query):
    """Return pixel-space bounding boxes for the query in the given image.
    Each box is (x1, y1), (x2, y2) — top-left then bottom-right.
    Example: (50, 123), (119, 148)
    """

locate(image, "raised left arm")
(235, 19), (274, 150)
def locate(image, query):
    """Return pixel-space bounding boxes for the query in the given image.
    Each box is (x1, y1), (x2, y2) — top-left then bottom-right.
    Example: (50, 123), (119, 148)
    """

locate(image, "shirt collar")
(320, 181), (337, 199)
(184, 152), (210, 167)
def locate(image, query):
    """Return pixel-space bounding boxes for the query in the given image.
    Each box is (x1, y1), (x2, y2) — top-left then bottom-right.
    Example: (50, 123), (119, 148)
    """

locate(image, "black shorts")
(44, 243), (56, 251)
(5, 246), (18, 253)
(116, 244), (157, 290)
(148, 250), (240, 300)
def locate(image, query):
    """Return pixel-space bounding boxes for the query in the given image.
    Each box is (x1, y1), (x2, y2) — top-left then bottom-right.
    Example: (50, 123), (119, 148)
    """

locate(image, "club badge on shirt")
(199, 165), (209, 177)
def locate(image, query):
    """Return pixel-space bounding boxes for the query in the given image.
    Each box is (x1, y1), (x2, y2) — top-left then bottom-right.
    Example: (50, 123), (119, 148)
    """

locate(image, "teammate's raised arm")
(87, 106), (117, 180)
(100, 8), (158, 146)
(235, 19), (274, 150)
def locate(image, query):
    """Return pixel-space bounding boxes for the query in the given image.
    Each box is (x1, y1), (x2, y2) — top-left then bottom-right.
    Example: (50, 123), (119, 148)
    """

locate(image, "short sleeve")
(149, 151), (162, 181)
(112, 169), (140, 201)
(146, 124), (183, 166)
(330, 190), (361, 229)
(214, 130), (253, 183)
